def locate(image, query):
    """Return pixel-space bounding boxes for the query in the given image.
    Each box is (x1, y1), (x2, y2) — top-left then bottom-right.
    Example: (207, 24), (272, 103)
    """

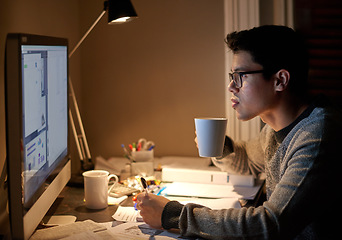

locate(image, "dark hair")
(226, 25), (309, 96)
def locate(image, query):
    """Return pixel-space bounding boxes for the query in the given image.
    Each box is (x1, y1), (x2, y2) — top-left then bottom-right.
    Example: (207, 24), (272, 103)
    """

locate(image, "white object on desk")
(163, 182), (261, 200)
(162, 167), (255, 187)
(131, 149), (154, 162)
(32, 219), (180, 240)
(42, 215), (77, 227)
(30, 220), (107, 240)
(108, 195), (128, 205)
(168, 197), (241, 210)
(83, 170), (119, 209)
(105, 222), (180, 239)
(131, 161), (154, 176)
(113, 206), (143, 222)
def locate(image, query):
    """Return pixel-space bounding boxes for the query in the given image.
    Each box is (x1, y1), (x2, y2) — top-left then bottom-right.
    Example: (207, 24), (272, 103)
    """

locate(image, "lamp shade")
(107, 0), (138, 24)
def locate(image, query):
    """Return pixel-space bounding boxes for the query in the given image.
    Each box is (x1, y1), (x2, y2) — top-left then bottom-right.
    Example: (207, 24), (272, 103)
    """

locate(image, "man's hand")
(194, 131), (198, 148)
(134, 193), (170, 229)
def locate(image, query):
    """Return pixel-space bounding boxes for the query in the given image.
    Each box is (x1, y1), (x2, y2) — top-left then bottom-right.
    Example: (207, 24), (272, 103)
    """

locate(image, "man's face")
(229, 51), (277, 121)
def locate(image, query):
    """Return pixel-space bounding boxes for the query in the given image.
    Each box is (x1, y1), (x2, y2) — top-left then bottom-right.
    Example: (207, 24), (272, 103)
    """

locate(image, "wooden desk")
(45, 180), (266, 224)
(44, 186), (134, 223)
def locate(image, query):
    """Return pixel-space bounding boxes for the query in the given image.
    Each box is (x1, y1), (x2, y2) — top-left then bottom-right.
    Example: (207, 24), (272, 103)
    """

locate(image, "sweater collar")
(274, 102), (316, 143)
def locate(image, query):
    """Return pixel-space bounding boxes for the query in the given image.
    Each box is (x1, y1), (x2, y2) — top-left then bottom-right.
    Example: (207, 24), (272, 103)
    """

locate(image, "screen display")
(21, 45), (68, 205)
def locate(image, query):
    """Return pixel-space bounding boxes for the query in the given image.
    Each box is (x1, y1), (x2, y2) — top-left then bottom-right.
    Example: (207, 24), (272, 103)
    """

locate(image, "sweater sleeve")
(211, 125), (269, 177)
(161, 201), (184, 230)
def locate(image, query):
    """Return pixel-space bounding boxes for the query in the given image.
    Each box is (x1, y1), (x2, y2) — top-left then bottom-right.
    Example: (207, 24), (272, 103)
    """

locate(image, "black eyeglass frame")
(229, 70), (264, 88)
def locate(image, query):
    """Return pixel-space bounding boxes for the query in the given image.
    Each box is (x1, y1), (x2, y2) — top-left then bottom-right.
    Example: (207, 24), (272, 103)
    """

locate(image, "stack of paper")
(168, 197), (241, 210)
(162, 181), (261, 200)
(162, 167), (255, 186)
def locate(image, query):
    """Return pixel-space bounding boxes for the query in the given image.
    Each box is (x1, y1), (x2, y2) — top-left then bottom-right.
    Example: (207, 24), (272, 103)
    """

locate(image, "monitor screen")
(21, 44), (68, 207)
(5, 33), (70, 240)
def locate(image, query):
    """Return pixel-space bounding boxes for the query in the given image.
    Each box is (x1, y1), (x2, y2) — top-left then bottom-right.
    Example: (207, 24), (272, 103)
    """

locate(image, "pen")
(148, 145), (155, 151)
(156, 186), (166, 196)
(121, 144), (130, 155)
(140, 177), (149, 196)
(137, 142), (142, 151)
(121, 144), (132, 161)
(132, 195), (138, 211)
(123, 154), (131, 161)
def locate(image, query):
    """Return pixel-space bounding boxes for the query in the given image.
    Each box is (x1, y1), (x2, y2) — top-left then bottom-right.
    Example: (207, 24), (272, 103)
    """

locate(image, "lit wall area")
(0, 0), (226, 174)
(0, 0), (81, 182)
(78, 0), (226, 158)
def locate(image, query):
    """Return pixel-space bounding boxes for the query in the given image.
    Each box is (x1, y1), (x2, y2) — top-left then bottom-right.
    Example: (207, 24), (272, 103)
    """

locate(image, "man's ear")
(274, 69), (290, 92)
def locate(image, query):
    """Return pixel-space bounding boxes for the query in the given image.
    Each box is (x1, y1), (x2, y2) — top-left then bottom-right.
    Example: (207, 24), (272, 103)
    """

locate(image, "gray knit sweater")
(162, 97), (342, 239)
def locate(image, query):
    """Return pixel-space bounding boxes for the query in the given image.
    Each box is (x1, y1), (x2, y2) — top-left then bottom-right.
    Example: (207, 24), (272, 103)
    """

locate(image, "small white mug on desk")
(82, 170), (118, 209)
(195, 118), (227, 157)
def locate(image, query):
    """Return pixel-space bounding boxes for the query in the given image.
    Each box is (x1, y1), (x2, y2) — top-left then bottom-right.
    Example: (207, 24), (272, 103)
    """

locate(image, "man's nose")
(228, 80), (239, 93)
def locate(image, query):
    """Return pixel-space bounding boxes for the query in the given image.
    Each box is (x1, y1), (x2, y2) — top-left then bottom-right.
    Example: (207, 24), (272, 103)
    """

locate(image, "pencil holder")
(131, 150), (154, 162)
(131, 162), (154, 177)
(130, 150), (154, 177)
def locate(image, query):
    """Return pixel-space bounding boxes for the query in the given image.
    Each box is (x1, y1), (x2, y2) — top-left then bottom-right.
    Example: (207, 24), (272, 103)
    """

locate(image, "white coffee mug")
(195, 118), (227, 157)
(82, 170), (118, 209)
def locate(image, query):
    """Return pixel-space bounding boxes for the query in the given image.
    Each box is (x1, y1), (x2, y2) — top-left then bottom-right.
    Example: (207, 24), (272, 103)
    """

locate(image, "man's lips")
(231, 97), (239, 108)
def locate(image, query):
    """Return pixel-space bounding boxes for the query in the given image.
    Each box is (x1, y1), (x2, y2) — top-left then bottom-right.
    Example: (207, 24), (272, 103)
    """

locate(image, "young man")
(135, 25), (342, 239)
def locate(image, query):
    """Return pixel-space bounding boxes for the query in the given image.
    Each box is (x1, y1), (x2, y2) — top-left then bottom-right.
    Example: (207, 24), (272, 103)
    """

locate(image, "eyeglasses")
(229, 70), (264, 88)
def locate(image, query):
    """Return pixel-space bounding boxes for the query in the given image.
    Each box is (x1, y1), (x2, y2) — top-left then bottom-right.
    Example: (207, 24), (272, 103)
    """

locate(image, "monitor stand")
(42, 215), (76, 226)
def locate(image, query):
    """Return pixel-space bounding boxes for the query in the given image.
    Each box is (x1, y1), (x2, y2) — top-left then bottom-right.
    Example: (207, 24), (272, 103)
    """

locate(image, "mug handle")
(107, 174), (119, 193)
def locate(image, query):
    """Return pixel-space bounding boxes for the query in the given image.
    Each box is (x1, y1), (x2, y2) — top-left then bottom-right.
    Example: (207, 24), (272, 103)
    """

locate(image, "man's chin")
(236, 112), (255, 121)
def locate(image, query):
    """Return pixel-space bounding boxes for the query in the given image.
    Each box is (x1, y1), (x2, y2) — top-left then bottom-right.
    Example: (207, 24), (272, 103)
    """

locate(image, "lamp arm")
(68, 7), (107, 168)
(68, 10), (106, 58)
(69, 108), (83, 160)
(69, 80), (92, 161)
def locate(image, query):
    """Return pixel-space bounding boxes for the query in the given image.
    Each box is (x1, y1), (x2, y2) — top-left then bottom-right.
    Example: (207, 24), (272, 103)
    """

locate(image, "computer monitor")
(5, 33), (71, 240)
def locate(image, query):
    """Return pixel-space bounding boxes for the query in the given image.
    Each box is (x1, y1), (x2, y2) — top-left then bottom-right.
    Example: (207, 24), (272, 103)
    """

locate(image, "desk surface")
(45, 181), (265, 224)
(45, 186), (133, 223)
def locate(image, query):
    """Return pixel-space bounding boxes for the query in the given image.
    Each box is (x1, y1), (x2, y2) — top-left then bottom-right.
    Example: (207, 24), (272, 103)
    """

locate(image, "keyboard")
(108, 183), (140, 198)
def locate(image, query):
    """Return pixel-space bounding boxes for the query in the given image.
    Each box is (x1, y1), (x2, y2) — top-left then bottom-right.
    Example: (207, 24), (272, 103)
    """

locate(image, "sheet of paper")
(30, 220), (107, 240)
(112, 206), (142, 222)
(163, 182), (261, 199)
(108, 195), (128, 205)
(61, 229), (114, 240)
(167, 197), (241, 209)
(105, 222), (182, 239)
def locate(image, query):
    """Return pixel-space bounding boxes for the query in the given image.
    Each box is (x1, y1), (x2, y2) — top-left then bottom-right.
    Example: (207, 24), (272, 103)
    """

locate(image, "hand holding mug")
(194, 118), (227, 157)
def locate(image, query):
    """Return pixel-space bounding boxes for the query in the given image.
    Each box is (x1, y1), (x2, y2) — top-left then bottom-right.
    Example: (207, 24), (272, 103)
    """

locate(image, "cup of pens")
(121, 138), (155, 177)
(131, 150), (154, 162)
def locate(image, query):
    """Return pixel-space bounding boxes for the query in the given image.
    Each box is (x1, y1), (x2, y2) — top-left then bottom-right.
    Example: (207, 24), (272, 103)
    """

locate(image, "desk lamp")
(69, 0), (137, 184)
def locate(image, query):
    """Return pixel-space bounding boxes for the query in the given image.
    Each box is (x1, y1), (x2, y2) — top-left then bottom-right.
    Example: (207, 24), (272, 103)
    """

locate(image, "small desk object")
(43, 186), (133, 224)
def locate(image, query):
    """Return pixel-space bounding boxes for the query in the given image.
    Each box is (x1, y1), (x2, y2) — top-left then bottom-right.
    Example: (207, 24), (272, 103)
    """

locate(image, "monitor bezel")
(5, 33), (71, 240)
